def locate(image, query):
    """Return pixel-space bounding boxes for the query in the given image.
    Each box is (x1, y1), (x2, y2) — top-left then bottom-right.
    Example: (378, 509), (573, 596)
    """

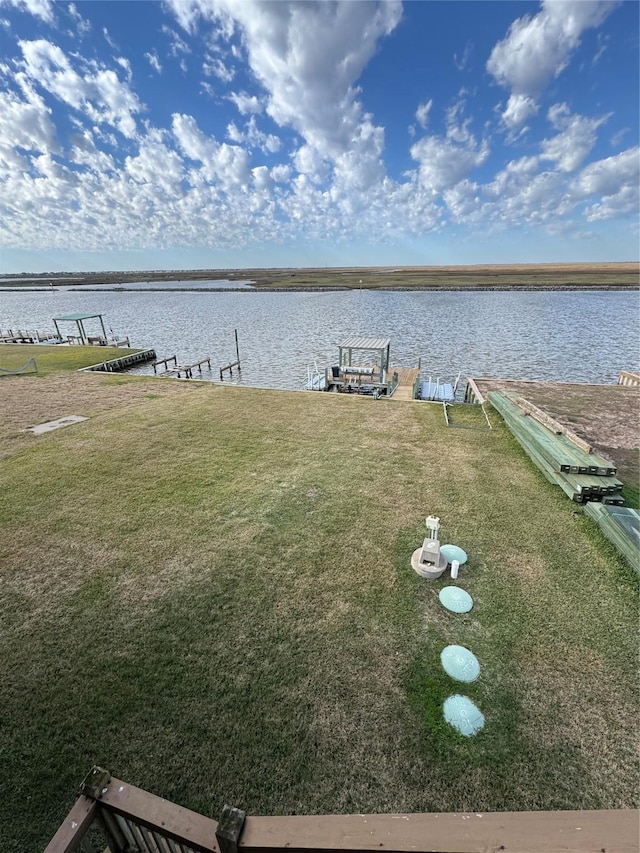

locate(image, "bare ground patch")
(474, 378), (640, 482)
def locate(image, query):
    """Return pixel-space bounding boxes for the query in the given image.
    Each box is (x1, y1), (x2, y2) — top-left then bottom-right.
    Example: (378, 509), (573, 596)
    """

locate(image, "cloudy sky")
(1, 0), (638, 273)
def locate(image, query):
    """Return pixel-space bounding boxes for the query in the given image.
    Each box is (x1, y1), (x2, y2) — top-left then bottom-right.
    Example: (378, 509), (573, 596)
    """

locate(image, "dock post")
(235, 329), (241, 370)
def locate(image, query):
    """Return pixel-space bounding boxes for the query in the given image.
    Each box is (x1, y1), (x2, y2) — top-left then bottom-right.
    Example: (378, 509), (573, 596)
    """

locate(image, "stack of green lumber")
(488, 390), (623, 505)
(583, 502), (640, 569)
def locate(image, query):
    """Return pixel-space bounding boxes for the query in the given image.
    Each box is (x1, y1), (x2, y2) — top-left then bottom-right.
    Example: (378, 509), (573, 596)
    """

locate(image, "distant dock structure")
(1, 328), (59, 343)
(2, 313), (132, 347)
(53, 313), (130, 346)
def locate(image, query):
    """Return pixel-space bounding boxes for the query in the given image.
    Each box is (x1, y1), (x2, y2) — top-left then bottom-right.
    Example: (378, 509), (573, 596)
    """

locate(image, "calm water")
(1, 289), (638, 389)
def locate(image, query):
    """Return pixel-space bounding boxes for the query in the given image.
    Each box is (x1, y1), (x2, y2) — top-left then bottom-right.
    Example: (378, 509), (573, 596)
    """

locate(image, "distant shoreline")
(1, 284), (638, 293)
(1, 262), (637, 292)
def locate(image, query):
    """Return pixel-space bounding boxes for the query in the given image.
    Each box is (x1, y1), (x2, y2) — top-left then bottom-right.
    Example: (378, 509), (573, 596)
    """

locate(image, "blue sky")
(0, 0), (638, 273)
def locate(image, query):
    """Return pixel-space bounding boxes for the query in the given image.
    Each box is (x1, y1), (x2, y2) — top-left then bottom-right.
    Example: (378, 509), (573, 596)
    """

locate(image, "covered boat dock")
(325, 337), (391, 395)
(52, 313), (130, 346)
(53, 313), (109, 345)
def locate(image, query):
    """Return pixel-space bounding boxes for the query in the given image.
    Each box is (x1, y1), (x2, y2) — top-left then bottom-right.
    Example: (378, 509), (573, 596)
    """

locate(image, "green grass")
(621, 481), (640, 509)
(0, 383), (637, 850)
(0, 343), (143, 376)
(444, 403), (492, 431)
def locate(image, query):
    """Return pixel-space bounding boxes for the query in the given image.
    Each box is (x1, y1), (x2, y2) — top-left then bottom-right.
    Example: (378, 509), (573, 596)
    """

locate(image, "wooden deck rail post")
(216, 805), (246, 853)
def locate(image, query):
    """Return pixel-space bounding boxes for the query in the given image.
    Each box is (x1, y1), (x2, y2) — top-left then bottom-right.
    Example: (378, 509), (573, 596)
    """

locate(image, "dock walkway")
(390, 367), (420, 402)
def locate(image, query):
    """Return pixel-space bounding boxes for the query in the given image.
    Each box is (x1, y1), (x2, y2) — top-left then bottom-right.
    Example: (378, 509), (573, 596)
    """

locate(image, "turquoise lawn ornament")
(440, 544), (468, 565)
(438, 586), (473, 613)
(440, 645), (480, 683)
(443, 695), (485, 736)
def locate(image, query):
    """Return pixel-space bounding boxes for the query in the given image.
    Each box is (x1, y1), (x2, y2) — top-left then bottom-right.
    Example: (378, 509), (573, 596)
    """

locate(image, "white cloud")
(1, 0), (635, 261)
(164, 0), (203, 33)
(226, 116), (280, 154)
(102, 27), (117, 50)
(501, 93), (539, 129)
(162, 24), (191, 57)
(415, 99), (432, 129)
(172, 112), (251, 189)
(68, 126), (116, 174)
(67, 2), (90, 36)
(592, 32), (609, 65)
(294, 144), (330, 183)
(489, 167), (568, 225)
(125, 130), (184, 194)
(411, 133), (489, 193)
(271, 164), (291, 184)
(454, 41), (471, 71)
(443, 179), (487, 223)
(573, 146), (639, 202)
(203, 55), (233, 82)
(167, 1), (401, 166)
(145, 50), (162, 75)
(0, 82), (58, 180)
(228, 90), (263, 115)
(251, 164), (271, 190)
(540, 104), (607, 172)
(0, 0), (53, 23)
(487, 0), (619, 127)
(610, 128), (629, 148)
(445, 98), (474, 144)
(115, 56), (132, 82)
(18, 39), (142, 138)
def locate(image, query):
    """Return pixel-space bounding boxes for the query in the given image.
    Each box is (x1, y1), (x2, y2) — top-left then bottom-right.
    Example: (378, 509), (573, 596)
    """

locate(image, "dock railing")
(618, 369), (640, 387)
(46, 768), (638, 853)
(412, 373), (421, 400)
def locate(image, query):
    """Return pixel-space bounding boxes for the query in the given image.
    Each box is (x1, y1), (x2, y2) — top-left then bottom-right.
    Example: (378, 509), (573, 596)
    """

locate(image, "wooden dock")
(155, 357), (213, 379)
(1, 328), (58, 343)
(82, 349), (156, 372)
(389, 366), (420, 402)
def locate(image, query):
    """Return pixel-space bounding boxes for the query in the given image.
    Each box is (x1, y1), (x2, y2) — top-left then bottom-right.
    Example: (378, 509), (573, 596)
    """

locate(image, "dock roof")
(338, 336), (390, 350)
(53, 313), (104, 322)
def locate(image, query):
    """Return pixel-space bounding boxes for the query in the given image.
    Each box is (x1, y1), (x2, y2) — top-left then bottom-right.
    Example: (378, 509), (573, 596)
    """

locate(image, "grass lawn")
(0, 343), (143, 376)
(0, 378), (637, 850)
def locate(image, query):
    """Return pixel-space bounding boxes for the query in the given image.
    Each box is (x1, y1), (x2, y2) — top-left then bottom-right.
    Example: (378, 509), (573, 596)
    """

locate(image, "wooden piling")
(220, 330), (242, 380)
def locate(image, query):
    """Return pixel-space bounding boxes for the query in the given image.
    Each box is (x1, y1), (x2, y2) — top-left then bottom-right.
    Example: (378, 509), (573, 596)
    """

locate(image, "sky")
(0, 0), (638, 273)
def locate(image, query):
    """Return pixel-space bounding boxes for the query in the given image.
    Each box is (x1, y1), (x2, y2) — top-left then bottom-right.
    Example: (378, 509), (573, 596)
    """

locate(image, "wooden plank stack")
(488, 390), (623, 505)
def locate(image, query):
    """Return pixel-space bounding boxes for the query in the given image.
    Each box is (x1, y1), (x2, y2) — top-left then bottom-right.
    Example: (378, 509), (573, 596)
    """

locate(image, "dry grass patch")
(0, 369), (201, 458)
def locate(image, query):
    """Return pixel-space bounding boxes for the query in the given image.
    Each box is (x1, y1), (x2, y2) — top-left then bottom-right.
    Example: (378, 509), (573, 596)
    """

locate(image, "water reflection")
(0, 288), (637, 388)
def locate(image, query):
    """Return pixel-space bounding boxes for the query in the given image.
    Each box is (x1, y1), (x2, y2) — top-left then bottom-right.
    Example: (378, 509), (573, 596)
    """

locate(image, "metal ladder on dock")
(306, 361), (323, 390)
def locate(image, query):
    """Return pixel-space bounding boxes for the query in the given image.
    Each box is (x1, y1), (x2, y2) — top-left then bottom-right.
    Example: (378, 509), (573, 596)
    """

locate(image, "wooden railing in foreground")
(46, 767), (639, 853)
